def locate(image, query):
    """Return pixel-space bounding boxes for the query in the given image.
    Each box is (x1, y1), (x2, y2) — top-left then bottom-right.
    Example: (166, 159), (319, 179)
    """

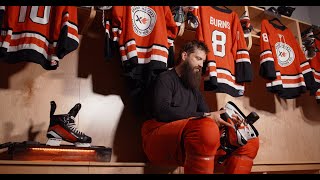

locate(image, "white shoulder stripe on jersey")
(260, 50), (272, 57)
(138, 55), (168, 64)
(302, 69), (312, 74)
(0, 41), (9, 49)
(8, 43), (48, 59)
(121, 54), (168, 65)
(209, 71), (217, 77)
(217, 78), (245, 91)
(67, 33), (79, 43)
(260, 57), (274, 64)
(119, 39), (135, 49)
(120, 40), (169, 53)
(62, 21), (78, 32)
(236, 50), (249, 55)
(312, 69), (320, 76)
(0, 6), (5, 10)
(136, 45), (168, 54)
(236, 58), (250, 63)
(300, 61), (309, 68)
(208, 61), (216, 67)
(282, 82), (306, 88)
(281, 74), (303, 80)
(266, 80), (283, 87)
(126, 50), (138, 60)
(11, 32), (49, 46)
(217, 69), (236, 80)
(1, 29), (13, 36)
(167, 39), (174, 44)
(121, 55), (128, 61)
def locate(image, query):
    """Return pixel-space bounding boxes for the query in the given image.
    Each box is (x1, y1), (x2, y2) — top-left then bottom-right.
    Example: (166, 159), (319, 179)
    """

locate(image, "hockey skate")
(46, 101), (92, 147)
(218, 101), (259, 164)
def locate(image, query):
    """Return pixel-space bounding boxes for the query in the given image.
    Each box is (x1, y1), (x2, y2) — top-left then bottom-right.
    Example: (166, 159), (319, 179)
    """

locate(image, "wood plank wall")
(0, 7), (319, 165)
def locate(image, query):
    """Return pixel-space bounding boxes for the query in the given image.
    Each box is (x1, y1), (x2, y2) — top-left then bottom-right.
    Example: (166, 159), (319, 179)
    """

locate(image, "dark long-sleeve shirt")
(152, 69), (210, 122)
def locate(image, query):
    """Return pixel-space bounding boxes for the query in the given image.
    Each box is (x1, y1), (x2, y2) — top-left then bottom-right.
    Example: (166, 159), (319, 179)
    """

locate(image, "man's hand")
(207, 109), (234, 129)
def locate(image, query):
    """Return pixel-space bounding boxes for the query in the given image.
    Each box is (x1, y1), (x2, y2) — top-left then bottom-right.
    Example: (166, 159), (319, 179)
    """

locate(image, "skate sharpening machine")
(0, 141), (112, 162)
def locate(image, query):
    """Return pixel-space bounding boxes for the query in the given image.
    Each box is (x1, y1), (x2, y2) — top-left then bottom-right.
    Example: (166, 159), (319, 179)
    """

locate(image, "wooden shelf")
(247, 6), (303, 46)
(0, 160), (319, 174)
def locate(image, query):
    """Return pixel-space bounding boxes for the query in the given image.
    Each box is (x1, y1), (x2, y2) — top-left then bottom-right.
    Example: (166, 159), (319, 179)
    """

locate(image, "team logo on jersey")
(275, 42), (295, 67)
(131, 6), (157, 37)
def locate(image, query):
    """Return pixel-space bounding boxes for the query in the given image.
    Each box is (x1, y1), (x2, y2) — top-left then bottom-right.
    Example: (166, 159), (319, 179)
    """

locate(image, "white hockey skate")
(218, 101), (260, 164)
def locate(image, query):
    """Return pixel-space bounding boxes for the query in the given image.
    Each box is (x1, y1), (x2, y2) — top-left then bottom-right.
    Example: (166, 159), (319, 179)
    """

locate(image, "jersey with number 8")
(192, 6), (252, 97)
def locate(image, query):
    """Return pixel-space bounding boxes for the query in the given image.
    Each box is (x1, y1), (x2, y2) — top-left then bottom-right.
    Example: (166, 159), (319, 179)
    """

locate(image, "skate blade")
(46, 138), (62, 146)
(74, 143), (91, 147)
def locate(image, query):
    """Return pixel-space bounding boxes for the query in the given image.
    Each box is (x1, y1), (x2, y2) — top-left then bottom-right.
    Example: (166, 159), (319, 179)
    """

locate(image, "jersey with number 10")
(192, 6), (253, 97)
(0, 6), (79, 70)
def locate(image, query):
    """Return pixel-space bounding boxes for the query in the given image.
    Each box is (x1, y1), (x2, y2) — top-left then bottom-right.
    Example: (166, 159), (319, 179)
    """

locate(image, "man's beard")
(180, 61), (202, 90)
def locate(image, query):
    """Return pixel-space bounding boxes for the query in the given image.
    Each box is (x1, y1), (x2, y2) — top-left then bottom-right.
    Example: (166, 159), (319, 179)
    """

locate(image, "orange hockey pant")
(141, 118), (260, 174)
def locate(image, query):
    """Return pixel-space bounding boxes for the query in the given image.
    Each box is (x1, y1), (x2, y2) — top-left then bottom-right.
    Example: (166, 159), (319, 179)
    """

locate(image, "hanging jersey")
(259, 19), (316, 99)
(0, 6), (79, 70)
(108, 6), (178, 80)
(192, 6), (252, 97)
(309, 38), (320, 103)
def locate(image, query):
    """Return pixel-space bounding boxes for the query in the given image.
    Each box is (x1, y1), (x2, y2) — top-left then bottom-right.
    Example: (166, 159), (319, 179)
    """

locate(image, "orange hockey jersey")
(192, 6), (253, 97)
(259, 19), (316, 99)
(108, 6), (178, 82)
(309, 37), (320, 103)
(0, 6), (79, 70)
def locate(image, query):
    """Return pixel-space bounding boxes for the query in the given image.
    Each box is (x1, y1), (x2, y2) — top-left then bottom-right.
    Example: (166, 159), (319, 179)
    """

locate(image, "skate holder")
(0, 141), (112, 162)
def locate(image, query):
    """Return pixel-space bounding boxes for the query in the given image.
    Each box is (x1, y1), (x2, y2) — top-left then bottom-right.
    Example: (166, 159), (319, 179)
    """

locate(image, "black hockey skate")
(46, 101), (92, 147)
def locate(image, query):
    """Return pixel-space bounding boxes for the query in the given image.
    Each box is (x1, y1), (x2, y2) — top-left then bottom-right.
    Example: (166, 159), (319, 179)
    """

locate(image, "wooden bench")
(0, 160), (319, 174)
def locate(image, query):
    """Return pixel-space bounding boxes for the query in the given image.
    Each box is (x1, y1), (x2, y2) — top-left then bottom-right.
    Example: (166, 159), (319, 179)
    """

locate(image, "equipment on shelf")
(277, 6), (296, 17)
(240, 11), (253, 38)
(263, 7), (281, 19)
(301, 25), (320, 59)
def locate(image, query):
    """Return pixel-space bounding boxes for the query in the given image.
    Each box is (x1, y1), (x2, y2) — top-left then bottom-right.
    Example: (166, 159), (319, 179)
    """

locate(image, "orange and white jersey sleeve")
(297, 39), (316, 94)
(309, 38), (320, 102)
(164, 6), (178, 68)
(232, 13), (252, 83)
(54, 6), (79, 59)
(111, 6), (123, 44)
(104, 12), (113, 60)
(259, 19), (277, 80)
